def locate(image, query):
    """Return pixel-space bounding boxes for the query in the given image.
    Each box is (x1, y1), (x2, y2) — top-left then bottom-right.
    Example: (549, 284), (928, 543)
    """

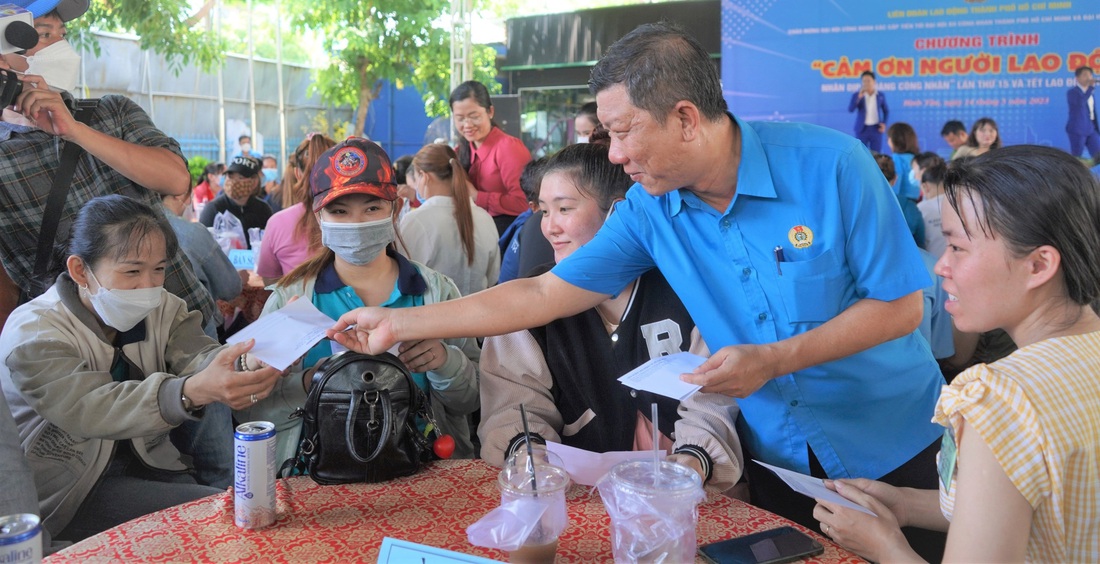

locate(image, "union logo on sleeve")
(788, 225), (814, 249)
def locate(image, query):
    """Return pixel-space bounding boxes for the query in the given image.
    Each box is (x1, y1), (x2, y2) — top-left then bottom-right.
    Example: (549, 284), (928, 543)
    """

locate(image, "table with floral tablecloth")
(47, 459), (864, 563)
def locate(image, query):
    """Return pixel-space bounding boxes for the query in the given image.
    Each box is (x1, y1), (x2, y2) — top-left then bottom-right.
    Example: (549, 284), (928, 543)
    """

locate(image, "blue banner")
(721, 1), (1100, 157)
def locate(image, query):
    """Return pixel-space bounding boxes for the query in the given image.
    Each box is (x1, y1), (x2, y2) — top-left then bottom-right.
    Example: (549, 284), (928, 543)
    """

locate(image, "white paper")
(753, 460), (877, 516)
(226, 298), (336, 371)
(379, 537), (501, 563)
(545, 441), (661, 486)
(617, 351), (705, 401)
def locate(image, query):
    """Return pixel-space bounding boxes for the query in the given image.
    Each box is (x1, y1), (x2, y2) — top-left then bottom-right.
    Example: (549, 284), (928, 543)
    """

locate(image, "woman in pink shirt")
(449, 81), (532, 235)
(255, 134), (336, 284)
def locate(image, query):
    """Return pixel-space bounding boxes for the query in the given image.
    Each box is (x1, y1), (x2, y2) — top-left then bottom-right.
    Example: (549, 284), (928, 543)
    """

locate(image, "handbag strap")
(31, 100), (99, 292)
(345, 390), (393, 464)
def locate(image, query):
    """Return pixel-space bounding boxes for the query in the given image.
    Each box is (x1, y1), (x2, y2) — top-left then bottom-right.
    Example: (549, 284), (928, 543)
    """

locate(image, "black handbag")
(285, 351), (435, 485)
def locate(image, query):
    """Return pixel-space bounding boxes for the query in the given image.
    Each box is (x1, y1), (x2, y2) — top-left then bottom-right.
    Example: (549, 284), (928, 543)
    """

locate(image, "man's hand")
(680, 343), (781, 398)
(328, 307), (399, 355)
(13, 75), (79, 138)
(877, 123), (886, 133)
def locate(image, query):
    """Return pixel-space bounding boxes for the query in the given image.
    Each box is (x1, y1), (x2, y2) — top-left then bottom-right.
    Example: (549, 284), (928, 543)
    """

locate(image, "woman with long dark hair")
(239, 138), (481, 462)
(815, 146), (1100, 562)
(255, 134), (337, 285)
(401, 143), (499, 296)
(953, 117), (1002, 158)
(449, 80), (532, 235)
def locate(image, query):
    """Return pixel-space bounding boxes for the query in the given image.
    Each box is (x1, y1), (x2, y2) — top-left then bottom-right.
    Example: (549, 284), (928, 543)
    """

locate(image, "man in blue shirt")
(330, 22), (945, 557)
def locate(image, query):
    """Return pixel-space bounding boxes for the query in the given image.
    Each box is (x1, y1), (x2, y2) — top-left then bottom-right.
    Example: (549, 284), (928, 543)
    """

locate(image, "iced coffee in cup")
(597, 459), (705, 563)
(498, 450), (570, 564)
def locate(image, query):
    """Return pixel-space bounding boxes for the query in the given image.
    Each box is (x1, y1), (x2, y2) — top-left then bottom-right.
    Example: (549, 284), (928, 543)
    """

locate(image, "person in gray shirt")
(0, 387), (51, 551)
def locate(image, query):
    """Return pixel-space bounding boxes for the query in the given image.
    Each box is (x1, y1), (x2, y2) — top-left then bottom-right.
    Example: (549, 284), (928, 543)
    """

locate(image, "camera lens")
(0, 69), (24, 109)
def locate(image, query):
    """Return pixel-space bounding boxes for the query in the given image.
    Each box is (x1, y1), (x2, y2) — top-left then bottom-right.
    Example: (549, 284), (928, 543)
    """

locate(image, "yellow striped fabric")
(934, 331), (1100, 563)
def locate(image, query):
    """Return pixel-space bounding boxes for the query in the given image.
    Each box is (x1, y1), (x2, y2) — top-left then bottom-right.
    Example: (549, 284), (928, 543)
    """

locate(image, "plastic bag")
(213, 211), (247, 253)
(597, 460), (705, 563)
(467, 454), (570, 553)
(466, 496), (553, 552)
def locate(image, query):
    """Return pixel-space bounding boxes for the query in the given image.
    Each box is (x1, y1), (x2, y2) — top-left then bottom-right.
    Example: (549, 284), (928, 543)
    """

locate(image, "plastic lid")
(607, 460), (702, 497)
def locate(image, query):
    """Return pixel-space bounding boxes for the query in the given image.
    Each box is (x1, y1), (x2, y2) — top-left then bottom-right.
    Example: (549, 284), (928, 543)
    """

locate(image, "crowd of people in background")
(0, 1), (1098, 561)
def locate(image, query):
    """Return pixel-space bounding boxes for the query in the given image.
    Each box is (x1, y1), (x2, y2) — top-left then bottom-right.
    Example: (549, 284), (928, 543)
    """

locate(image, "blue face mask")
(908, 169), (919, 186)
(416, 191), (428, 205)
(262, 168), (278, 184)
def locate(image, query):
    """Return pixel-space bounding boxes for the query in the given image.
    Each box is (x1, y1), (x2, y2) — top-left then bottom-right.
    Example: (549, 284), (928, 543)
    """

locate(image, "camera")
(0, 68), (79, 113)
(0, 67), (23, 108)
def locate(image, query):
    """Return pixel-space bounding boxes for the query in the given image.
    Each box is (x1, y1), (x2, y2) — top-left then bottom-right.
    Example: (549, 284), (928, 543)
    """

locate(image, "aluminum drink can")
(234, 421), (277, 529)
(0, 513), (42, 564)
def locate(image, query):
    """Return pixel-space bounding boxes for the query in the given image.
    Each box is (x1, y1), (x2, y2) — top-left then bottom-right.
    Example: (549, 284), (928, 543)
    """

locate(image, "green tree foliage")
(415, 43), (501, 118)
(187, 155), (212, 186)
(288, 0), (499, 135)
(67, 0), (225, 74)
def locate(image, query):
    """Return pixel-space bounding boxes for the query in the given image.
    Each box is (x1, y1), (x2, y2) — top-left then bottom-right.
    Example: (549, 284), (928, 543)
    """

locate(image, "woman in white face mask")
(237, 138), (481, 463)
(0, 194), (282, 544)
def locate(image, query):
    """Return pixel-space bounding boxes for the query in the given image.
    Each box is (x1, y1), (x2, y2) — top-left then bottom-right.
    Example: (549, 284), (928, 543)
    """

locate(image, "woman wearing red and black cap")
(236, 138), (481, 462)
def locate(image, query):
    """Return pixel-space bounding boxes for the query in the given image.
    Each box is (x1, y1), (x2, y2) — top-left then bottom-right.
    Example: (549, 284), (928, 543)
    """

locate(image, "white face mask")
(320, 217), (394, 266)
(240, 143), (252, 154)
(25, 39), (81, 94)
(83, 268), (164, 332)
(576, 136), (589, 144)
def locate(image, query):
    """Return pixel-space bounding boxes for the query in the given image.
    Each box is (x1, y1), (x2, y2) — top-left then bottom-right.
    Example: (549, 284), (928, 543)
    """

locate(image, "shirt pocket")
(775, 247), (847, 323)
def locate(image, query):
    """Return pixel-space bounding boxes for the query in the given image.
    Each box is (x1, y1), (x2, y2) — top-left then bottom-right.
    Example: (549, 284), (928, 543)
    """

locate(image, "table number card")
(378, 537), (502, 563)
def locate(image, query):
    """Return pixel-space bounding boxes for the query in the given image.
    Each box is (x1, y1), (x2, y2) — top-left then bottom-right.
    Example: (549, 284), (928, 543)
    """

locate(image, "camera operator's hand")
(14, 75), (77, 138)
(0, 53), (27, 73)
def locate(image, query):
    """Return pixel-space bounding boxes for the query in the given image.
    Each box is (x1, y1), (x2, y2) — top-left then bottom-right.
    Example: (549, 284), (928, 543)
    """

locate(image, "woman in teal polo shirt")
(237, 138), (480, 462)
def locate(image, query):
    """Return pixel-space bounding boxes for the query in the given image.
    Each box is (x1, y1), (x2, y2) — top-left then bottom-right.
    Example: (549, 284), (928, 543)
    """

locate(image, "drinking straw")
(651, 402), (660, 486)
(520, 404), (538, 496)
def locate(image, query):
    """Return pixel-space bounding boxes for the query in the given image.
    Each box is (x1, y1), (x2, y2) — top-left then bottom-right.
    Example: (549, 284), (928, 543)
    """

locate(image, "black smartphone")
(698, 526), (825, 564)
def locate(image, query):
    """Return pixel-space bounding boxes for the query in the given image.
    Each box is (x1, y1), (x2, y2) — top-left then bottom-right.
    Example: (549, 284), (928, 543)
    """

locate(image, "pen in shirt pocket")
(773, 245), (785, 276)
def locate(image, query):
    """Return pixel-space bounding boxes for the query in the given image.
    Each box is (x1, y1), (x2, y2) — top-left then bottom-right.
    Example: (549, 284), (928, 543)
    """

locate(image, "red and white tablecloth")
(47, 459), (864, 563)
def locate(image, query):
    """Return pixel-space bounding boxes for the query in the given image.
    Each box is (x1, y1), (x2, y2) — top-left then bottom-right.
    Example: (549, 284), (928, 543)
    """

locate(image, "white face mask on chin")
(83, 268), (164, 332)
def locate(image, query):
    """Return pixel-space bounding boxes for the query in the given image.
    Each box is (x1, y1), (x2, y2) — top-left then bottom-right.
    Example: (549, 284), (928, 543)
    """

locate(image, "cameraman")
(0, 0), (230, 492)
(0, 0), (215, 332)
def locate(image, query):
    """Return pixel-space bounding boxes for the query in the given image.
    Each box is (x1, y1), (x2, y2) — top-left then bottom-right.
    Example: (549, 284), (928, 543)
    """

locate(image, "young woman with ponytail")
(401, 143), (500, 296)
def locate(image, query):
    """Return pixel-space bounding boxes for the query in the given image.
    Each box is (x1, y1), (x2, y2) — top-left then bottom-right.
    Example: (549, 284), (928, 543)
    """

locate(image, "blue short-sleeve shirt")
(552, 115), (943, 479)
(306, 250), (429, 392)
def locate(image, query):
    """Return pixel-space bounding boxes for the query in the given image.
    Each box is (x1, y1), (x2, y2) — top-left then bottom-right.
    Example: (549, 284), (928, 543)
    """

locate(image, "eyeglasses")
(453, 112), (487, 126)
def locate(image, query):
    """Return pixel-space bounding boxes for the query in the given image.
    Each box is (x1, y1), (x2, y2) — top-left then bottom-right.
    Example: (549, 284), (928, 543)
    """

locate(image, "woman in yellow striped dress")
(813, 145), (1100, 562)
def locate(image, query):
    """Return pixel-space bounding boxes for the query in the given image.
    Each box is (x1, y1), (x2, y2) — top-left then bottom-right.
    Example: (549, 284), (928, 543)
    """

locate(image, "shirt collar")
(57, 273), (148, 346)
(315, 247), (427, 296)
(0, 119), (36, 141)
(668, 113), (778, 216)
(472, 126), (504, 156)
